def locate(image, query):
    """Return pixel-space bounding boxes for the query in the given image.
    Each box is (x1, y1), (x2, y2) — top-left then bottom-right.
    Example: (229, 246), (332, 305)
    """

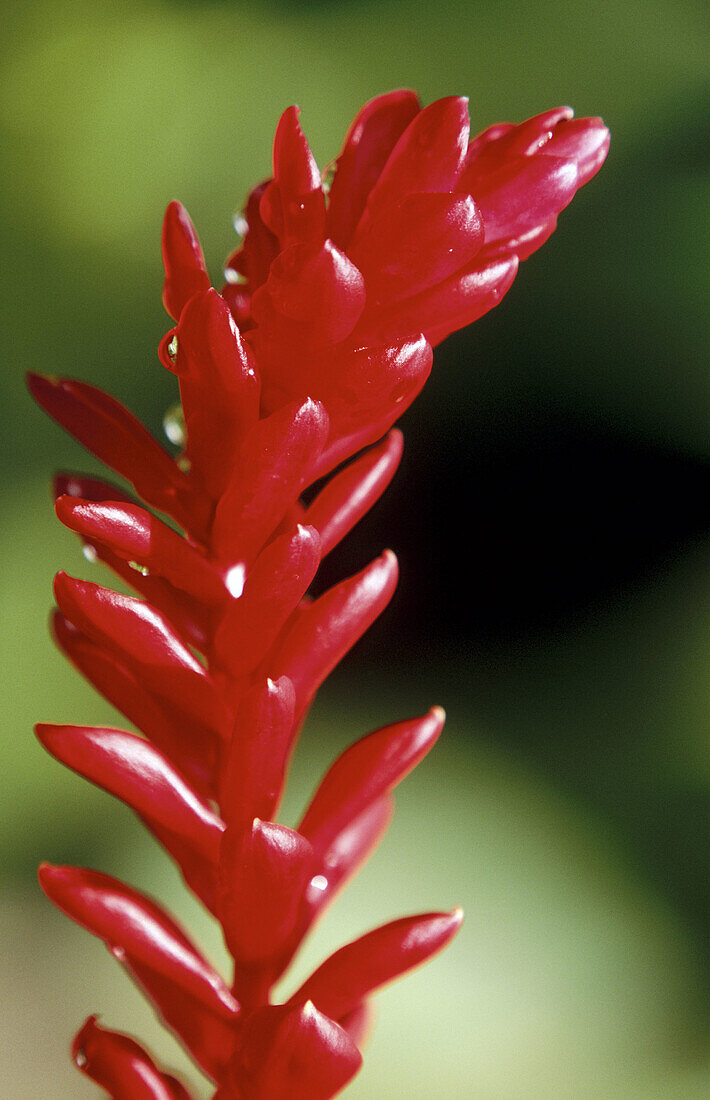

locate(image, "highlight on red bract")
(29, 90), (608, 1097)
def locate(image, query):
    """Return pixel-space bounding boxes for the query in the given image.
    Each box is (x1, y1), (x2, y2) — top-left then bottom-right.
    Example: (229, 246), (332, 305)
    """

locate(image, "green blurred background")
(2, 0), (709, 1095)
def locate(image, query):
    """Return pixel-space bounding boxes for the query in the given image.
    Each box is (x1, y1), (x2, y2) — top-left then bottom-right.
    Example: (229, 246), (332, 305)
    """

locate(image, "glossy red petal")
(267, 551), (398, 716)
(299, 708), (443, 854)
(27, 374), (196, 527)
(53, 574), (228, 734)
(161, 201), (211, 323)
(121, 962), (238, 1082)
(253, 239), (365, 346)
(338, 1001), (376, 1051)
(354, 254), (519, 348)
(39, 865), (239, 1019)
(350, 192), (483, 305)
(225, 180), (280, 295)
(213, 525), (321, 677)
(461, 107), (574, 182)
(475, 154), (578, 246)
(230, 1002), (362, 1099)
(54, 471), (135, 505)
(311, 334), (433, 443)
(545, 116), (610, 186)
(290, 908), (464, 1020)
(211, 398), (329, 566)
(305, 430), (403, 558)
(305, 795), (395, 920)
(73, 1016), (193, 1100)
(218, 819), (315, 969)
(359, 96), (470, 228)
(175, 289), (261, 497)
(219, 676), (297, 831)
(326, 90), (420, 250)
(260, 106), (326, 245)
(56, 496), (226, 605)
(50, 611), (220, 797)
(36, 724), (222, 863)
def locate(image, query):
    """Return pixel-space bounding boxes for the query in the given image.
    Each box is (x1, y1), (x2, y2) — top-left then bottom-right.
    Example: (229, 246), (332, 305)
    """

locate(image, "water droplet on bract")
(163, 404), (186, 447)
(177, 455), (191, 473)
(224, 562), (246, 599)
(321, 160), (337, 196)
(128, 560), (150, 577)
(391, 380), (411, 404)
(74, 1048), (87, 1069)
(223, 266), (244, 285)
(310, 874), (328, 892)
(167, 334), (178, 359)
(82, 544), (98, 564)
(110, 945), (126, 962)
(233, 214), (249, 238)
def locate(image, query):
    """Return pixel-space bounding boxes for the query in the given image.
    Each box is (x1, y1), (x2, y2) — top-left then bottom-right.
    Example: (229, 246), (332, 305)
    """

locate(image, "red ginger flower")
(29, 91), (607, 1097)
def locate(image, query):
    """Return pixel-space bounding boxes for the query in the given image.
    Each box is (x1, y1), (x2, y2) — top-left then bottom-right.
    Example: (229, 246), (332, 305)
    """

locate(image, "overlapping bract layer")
(31, 91), (607, 1098)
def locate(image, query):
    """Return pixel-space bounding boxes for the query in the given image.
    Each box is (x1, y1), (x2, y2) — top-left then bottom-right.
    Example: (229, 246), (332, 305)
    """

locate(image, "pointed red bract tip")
(162, 201), (211, 322)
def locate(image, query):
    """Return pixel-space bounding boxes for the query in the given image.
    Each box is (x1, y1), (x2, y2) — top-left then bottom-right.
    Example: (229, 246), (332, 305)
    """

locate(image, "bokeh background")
(2, 0), (709, 1095)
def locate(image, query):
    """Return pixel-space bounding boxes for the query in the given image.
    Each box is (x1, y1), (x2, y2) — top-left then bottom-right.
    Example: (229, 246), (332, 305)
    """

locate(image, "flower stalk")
(30, 91), (608, 1097)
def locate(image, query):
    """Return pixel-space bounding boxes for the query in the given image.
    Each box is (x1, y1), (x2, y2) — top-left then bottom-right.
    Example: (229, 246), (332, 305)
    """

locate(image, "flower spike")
(30, 91), (607, 1096)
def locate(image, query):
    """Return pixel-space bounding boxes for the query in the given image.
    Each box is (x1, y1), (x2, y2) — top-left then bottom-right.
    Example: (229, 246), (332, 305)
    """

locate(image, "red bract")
(31, 91), (607, 1097)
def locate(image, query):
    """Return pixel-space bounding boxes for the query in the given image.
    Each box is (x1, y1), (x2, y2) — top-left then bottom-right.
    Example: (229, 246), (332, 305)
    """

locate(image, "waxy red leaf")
(290, 909), (464, 1021)
(229, 1002), (362, 1100)
(474, 154), (578, 246)
(253, 239), (365, 346)
(355, 254), (519, 347)
(212, 398), (329, 566)
(349, 191), (484, 305)
(225, 180), (280, 297)
(39, 865), (239, 1019)
(261, 106), (326, 245)
(359, 96), (470, 229)
(162, 200), (211, 322)
(51, 611), (220, 799)
(35, 724), (222, 864)
(174, 289), (261, 497)
(56, 496), (226, 605)
(326, 90), (420, 250)
(305, 795), (395, 920)
(219, 676), (297, 831)
(267, 551), (398, 715)
(310, 335), (433, 445)
(120, 962), (238, 1082)
(218, 819), (315, 969)
(305, 429), (403, 558)
(26, 374), (198, 529)
(73, 1016), (194, 1100)
(299, 708), (444, 854)
(54, 471), (135, 505)
(53, 574), (228, 734)
(213, 524), (321, 677)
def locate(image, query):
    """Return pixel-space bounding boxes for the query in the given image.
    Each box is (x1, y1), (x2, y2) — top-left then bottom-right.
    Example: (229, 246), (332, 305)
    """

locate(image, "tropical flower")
(29, 91), (608, 1097)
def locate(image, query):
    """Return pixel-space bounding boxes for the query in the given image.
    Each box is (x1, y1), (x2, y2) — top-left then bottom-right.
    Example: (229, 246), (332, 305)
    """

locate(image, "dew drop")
(82, 544), (98, 564)
(223, 266), (245, 285)
(310, 874), (328, 892)
(110, 945), (126, 962)
(167, 334), (178, 359)
(391, 380), (411, 404)
(177, 455), (192, 473)
(232, 213), (249, 238)
(224, 562), (246, 599)
(321, 159), (337, 196)
(128, 560), (150, 577)
(163, 404), (186, 447)
(74, 1048), (87, 1069)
